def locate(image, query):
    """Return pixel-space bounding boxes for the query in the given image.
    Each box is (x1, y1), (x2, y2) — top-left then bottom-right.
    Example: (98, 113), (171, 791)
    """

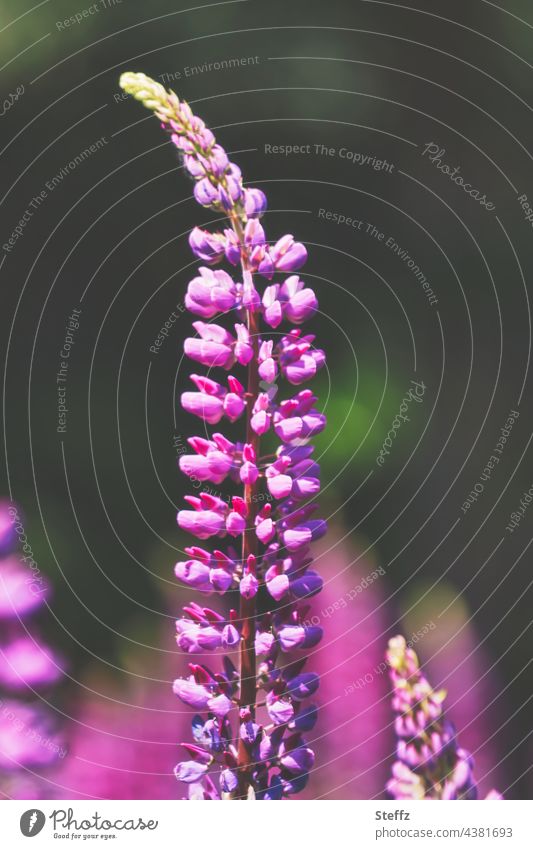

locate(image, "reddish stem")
(236, 257), (261, 798)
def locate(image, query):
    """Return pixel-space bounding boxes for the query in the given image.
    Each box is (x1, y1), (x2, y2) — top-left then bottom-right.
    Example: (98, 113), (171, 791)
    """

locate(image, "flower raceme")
(386, 636), (502, 801)
(120, 72), (326, 800)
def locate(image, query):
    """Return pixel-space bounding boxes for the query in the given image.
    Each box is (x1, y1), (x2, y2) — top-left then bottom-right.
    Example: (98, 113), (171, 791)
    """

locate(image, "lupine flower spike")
(386, 636), (502, 800)
(120, 72), (326, 800)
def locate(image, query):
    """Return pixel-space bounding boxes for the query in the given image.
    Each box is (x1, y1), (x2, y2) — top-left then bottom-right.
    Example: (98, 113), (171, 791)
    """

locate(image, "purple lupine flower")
(185, 268), (238, 318)
(174, 760), (210, 783)
(181, 375), (246, 425)
(173, 674), (212, 710)
(120, 71), (328, 799)
(243, 188), (267, 218)
(386, 636), (502, 800)
(184, 322), (237, 369)
(178, 435), (237, 485)
(189, 228), (227, 264)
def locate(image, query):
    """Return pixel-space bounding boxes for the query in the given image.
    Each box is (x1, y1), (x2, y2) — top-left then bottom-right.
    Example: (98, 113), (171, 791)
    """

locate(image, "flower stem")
(236, 259), (260, 797)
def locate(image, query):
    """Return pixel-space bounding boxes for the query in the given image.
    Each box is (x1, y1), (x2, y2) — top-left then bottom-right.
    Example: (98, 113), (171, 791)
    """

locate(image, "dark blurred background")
(0, 0), (531, 798)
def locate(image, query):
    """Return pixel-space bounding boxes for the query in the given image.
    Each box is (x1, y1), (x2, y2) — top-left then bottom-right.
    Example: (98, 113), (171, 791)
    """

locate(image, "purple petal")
(173, 678), (211, 709)
(240, 573), (259, 599)
(181, 392), (224, 424)
(286, 672), (320, 700)
(174, 760), (208, 783)
(207, 693), (232, 718)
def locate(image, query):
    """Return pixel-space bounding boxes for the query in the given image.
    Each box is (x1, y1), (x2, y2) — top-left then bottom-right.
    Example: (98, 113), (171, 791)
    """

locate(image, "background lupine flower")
(120, 72), (327, 799)
(386, 635), (502, 800)
(399, 583), (508, 800)
(0, 502), (66, 798)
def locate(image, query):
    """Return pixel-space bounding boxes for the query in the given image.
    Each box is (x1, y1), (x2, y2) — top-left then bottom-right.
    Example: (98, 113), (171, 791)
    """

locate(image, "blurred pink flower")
(298, 533), (390, 798)
(50, 631), (190, 800)
(0, 502), (66, 799)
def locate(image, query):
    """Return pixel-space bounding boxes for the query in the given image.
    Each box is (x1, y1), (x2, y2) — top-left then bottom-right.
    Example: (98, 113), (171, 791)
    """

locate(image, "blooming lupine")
(120, 72), (326, 799)
(386, 636), (502, 800)
(0, 502), (66, 796)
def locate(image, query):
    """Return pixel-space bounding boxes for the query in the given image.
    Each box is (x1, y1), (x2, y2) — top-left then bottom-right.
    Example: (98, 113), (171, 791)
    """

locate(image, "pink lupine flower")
(280, 276), (318, 323)
(179, 453), (232, 485)
(182, 374), (245, 418)
(234, 324), (254, 365)
(189, 228), (226, 264)
(243, 188), (267, 218)
(250, 393), (273, 435)
(184, 322), (236, 369)
(262, 277), (318, 327)
(277, 625), (323, 652)
(120, 71), (328, 798)
(277, 332), (326, 385)
(175, 760), (210, 783)
(174, 557), (212, 590)
(179, 434), (237, 484)
(177, 497), (227, 540)
(270, 235), (308, 273)
(262, 285), (284, 328)
(173, 675), (212, 710)
(185, 268), (238, 318)
(239, 444), (259, 485)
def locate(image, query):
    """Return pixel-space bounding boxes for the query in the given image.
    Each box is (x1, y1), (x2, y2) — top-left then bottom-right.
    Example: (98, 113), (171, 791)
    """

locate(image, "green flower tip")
(387, 635), (411, 671)
(119, 71), (173, 115)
